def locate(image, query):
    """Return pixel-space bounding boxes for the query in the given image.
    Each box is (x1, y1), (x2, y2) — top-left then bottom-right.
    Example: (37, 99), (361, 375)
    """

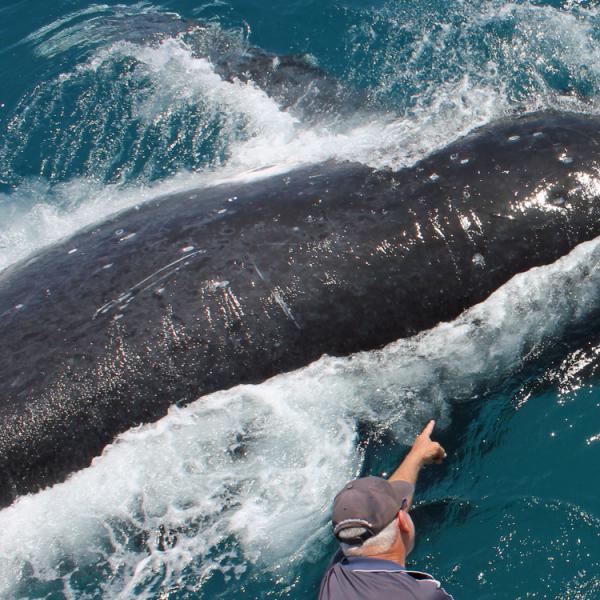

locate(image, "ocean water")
(1, 0), (600, 598)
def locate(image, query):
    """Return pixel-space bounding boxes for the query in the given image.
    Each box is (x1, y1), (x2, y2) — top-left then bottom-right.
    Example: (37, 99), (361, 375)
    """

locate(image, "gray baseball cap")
(332, 476), (414, 545)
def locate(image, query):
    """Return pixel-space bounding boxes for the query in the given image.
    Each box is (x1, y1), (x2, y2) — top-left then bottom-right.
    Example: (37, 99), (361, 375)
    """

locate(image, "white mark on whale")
(68, 248), (78, 255)
(254, 263), (265, 280)
(93, 249), (207, 319)
(271, 288), (300, 329)
(508, 135), (521, 142)
(429, 173), (440, 182)
(181, 246), (195, 253)
(102, 263), (113, 270)
(460, 158), (470, 165)
(117, 292), (133, 305)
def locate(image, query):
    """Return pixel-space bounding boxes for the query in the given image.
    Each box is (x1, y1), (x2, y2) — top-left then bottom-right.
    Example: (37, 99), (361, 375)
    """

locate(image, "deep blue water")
(1, 1), (600, 598)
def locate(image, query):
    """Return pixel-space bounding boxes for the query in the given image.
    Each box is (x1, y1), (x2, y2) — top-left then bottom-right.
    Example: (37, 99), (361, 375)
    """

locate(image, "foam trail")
(3, 234), (600, 597)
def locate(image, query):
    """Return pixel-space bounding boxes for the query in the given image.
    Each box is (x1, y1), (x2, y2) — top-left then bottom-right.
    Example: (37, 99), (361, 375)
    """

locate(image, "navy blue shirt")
(319, 554), (454, 600)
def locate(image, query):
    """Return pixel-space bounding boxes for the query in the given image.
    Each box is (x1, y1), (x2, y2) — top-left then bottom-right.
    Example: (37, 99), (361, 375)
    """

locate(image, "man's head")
(331, 477), (415, 558)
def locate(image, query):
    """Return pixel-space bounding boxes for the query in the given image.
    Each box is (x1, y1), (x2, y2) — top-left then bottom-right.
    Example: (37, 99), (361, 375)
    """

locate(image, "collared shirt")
(318, 553), (454, 600)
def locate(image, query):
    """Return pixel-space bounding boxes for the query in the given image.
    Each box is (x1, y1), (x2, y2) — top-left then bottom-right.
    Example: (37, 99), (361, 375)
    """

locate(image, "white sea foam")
(2, 234), (600, 597)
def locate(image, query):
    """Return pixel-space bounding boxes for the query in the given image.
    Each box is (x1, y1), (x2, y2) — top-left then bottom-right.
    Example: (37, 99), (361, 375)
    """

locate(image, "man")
(319, 420), (453, 599)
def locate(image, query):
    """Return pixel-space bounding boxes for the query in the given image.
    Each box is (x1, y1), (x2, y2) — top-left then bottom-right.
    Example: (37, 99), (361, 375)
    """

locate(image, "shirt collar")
(341, 556), (406, 572)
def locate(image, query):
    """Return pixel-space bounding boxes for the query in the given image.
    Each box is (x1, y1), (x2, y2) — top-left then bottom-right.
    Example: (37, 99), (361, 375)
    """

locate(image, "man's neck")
(362, 546), (406, 567)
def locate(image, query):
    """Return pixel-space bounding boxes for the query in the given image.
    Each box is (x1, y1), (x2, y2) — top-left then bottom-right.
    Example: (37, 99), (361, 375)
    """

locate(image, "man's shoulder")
(318, 558), (454, 600)
(402, 569), (454, 598)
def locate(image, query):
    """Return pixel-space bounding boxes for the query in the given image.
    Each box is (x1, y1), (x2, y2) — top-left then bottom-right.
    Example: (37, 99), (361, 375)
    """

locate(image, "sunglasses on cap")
(333, 498), (409, 546)
(333, 519), (376, 545)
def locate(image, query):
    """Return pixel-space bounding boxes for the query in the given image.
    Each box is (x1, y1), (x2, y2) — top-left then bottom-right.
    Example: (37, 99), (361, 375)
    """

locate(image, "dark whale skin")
(1, 111), (600, 505)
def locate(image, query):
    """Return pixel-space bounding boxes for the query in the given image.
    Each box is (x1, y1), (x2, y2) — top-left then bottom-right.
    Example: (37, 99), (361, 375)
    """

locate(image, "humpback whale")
(2, 111), (600, 505)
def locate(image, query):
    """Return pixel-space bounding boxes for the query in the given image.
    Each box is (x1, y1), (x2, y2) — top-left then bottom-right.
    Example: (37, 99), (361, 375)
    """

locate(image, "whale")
(2, 111), (600, 506)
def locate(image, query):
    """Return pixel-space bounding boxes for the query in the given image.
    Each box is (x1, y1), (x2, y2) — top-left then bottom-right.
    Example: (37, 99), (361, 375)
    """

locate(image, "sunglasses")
(333, 519), (376, 545)
(333, 499), (409, 545)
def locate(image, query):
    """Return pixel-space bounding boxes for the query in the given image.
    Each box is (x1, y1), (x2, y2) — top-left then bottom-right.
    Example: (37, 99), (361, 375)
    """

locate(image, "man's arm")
(388, 420), (446, 507)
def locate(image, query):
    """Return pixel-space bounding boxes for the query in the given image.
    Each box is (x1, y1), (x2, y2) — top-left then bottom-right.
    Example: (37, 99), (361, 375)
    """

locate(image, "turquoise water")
(1, 1), (600, 598)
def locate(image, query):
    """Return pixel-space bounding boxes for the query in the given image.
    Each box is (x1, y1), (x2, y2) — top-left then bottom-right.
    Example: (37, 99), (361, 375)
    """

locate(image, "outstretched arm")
(389, 420), (446, 507)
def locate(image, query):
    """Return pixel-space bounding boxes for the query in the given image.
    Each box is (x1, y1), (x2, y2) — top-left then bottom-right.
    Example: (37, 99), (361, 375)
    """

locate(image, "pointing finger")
(421, 419), (436, 438)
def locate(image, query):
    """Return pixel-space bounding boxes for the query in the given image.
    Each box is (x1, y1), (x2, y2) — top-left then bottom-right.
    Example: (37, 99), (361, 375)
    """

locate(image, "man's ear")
(397, 510), (411, 533)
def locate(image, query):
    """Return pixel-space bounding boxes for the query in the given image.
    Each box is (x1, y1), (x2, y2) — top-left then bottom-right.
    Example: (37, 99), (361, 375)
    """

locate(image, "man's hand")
(388, 420), (447, 505)
(409, 420), (447, 466)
